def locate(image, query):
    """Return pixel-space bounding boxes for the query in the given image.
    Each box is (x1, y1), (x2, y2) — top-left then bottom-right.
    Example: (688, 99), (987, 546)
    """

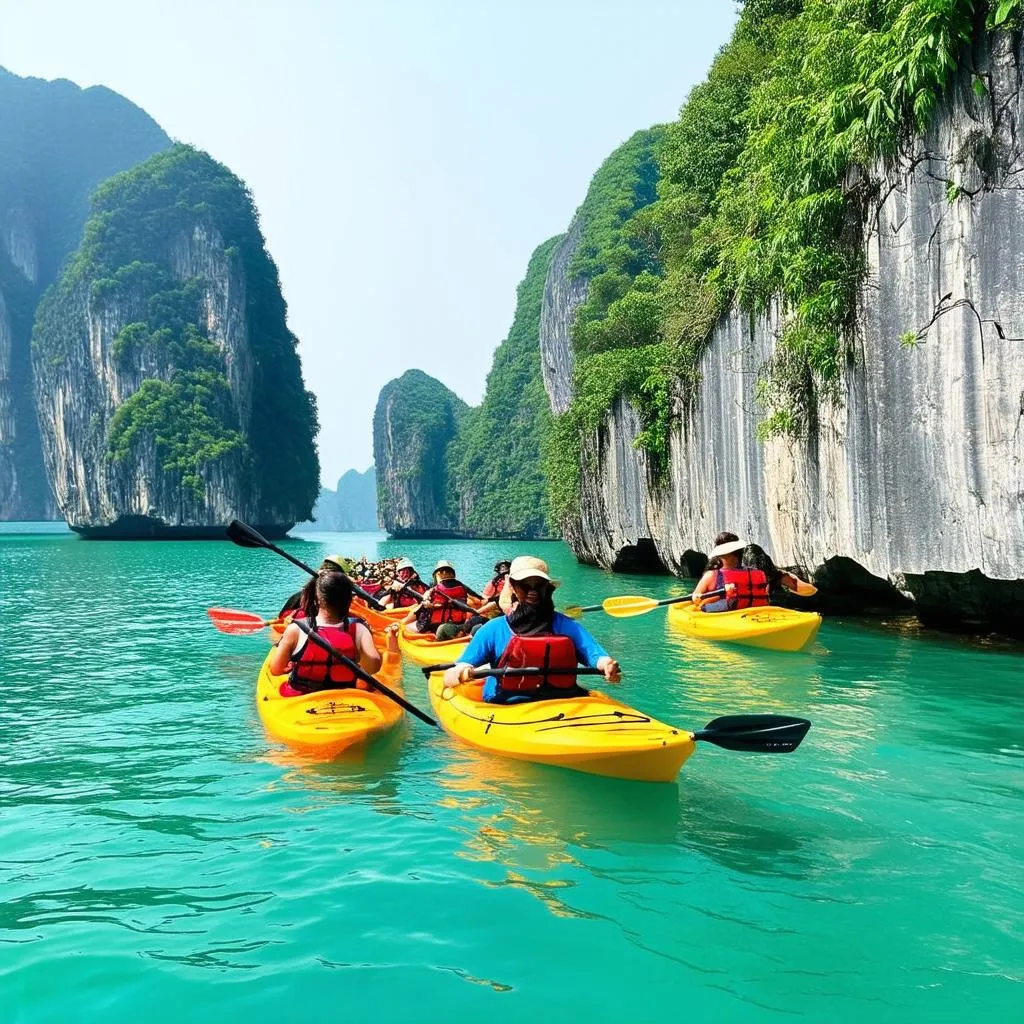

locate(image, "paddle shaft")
(227, 520), (385, 611)
(294, 620), (438, 728)
(420, 663), (604, 679)
(572, 587), (727, 615)
(404, 582), (477, 617)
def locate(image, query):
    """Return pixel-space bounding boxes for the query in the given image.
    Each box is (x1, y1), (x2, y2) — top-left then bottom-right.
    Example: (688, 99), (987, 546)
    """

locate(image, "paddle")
(692, 714), (811, 753)
(563, 588), (727, 619)
(293, 620), (438, 728)
(420, 664), (605, 680)
(226, 520), (386, 611)
(207, 607), (283, 635)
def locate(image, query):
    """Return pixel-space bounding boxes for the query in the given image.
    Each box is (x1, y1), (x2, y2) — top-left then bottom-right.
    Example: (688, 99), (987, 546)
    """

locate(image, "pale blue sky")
(1, 0), (738, 486)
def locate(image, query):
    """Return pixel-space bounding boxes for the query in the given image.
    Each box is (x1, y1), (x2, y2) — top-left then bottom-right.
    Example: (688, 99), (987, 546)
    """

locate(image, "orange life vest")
(427, 580), (470, 625)
(288, 620), (359, 692)
(495, 633), (579, 694)
(716, 567), (770, 609)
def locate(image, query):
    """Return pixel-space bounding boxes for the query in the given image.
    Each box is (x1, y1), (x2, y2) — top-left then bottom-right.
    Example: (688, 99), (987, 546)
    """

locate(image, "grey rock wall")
(542, 32), (1024, 634)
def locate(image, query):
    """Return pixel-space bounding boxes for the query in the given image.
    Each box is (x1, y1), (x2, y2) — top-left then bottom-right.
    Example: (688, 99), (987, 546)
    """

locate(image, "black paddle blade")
(693, 714), (811, 754)
(421, 663), (457, 676)
(226, 519), (268, 549)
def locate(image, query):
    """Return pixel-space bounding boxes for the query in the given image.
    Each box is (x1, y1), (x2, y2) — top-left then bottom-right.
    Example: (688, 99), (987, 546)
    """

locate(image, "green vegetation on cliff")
(547, 0), (1021, 523)
(34, 144), (319, 512)
(451, 236), (561, 537)
(374, 238), (561, 538)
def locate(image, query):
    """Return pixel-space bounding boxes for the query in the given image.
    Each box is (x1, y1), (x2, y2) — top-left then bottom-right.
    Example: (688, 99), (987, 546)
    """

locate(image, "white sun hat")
(709, 539), (747, 558)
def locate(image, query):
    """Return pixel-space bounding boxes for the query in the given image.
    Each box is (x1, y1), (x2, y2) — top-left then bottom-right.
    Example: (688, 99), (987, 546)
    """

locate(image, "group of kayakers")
(270, 533), (812, 705)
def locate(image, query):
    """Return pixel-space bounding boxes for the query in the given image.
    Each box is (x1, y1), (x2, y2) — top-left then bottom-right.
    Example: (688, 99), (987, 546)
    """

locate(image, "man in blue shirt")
(443, 555), (621, 703)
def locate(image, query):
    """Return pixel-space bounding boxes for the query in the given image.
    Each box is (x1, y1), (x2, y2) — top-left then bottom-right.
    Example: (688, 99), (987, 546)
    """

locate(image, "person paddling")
(691, 532), (814, 612)
(381, 558), (427, 609)
(269, 570), (395, 694)
(444, 555), (620, 703)
(402, 559), (473, 640)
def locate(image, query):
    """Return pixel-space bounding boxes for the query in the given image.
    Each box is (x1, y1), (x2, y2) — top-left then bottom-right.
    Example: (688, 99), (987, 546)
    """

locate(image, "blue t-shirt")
(459, 613), (609, 701)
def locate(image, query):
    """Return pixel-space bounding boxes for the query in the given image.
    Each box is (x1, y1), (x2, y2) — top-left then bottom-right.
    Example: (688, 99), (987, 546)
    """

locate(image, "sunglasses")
(511, 576), (549, 593)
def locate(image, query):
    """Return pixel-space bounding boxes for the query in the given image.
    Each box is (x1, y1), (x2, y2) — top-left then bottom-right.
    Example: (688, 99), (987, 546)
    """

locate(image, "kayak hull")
(427, 674), (695, 783)
(667, 602), (821, 652)
(398, 625), (469, 667)
(256, 649), (404, 758)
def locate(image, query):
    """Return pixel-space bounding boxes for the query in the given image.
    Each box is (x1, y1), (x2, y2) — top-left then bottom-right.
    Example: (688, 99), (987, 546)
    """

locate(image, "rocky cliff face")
(32, 145), (319, 538)
(373, 370), (466, 537)
(541, 33), (1024, 634)
(0, 67), (171, 520)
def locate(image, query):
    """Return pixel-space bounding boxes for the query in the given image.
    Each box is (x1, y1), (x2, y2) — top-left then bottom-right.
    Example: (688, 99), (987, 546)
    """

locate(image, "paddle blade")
(693, 715), (811, 754)
(226, 520), (268, 549)
(601, 595), (660, 618)
(207, 607), (271, 634)
(562, 605), (583, 620)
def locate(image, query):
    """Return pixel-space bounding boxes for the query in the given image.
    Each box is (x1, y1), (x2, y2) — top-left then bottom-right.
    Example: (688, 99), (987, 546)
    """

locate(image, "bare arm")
(268, 623), (301, 676)
(690, 570), (717, 602)
(355, 623), (382, 675)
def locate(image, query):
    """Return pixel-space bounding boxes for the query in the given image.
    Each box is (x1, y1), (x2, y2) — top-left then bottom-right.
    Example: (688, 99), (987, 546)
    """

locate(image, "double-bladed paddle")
(294, 620), (437, 728)
(226, 519), (386, 611)
(563, 588), (727, 620)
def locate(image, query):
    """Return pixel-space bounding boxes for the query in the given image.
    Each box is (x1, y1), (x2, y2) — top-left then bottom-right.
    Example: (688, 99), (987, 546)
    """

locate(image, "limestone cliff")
(373, 370), (466, 537)
(32, 145), (319, 538)
(541, 31), (1024, 634)
(0, 67), (170, 519)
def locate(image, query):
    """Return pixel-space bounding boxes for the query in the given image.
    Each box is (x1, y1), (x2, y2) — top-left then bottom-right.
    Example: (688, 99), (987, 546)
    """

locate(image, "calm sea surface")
(1, 524), (1021, 1022)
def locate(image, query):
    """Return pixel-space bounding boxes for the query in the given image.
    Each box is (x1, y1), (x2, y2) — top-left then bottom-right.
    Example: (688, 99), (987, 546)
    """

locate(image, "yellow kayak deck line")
(427, 673), (695, 783)
(256, 649), (404, 759)
(667, 602), (821, 652)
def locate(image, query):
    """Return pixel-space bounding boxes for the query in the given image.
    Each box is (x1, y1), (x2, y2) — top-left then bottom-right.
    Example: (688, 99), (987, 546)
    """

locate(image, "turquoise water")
(2, 524), (1021, 1022)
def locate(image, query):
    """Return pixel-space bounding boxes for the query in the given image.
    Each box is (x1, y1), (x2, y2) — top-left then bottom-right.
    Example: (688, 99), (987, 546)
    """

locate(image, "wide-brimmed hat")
(433, 559), (455, 576)
(508, 555), (560, 589)
(709, 539), (746, 558)
(494, 559), (511, 573)
(321, 554), (355, 573)
(396, 558), (415, 571)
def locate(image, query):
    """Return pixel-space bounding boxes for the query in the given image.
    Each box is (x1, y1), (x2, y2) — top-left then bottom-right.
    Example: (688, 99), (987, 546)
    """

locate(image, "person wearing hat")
(380, 557), (427, 609)
(443, 555), (620, 703)
(401, 559), (474, 640)
(691, 532), (815, 612)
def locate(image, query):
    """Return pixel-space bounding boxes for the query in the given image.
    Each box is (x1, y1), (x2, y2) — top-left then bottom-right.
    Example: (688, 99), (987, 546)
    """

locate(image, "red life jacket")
(495, 633), (579, 694)
(716, 567), (770, 609)
(288, 619), (359, 692)
(427, 580), (470, 625)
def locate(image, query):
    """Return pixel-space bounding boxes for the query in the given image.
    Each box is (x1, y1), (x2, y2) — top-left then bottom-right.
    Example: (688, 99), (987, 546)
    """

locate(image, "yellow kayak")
(397, 625), (469, 667)
(667, 602), (821, 652)
(426, 673), (695, 783)
(256, 649), (405, 758)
